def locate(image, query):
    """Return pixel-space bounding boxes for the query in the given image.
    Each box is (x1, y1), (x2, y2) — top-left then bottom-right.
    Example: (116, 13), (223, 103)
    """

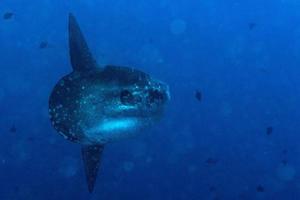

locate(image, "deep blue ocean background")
(1, 0), (300, 199)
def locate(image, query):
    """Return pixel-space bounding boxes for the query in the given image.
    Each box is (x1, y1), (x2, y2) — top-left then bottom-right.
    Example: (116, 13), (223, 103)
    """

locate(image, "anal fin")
(81, 145), (104, 193)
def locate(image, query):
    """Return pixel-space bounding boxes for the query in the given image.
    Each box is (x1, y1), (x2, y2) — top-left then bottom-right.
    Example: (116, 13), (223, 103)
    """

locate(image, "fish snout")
(146, 83), (170, 107)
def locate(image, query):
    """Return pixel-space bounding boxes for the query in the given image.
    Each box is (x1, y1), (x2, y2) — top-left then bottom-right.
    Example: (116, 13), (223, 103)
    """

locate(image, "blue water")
(1, 0), (300, 199)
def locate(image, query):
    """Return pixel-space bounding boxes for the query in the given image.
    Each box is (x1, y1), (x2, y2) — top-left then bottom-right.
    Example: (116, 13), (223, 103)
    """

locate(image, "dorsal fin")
(81, 145), (104, 193)
(69, 13), (98, 71)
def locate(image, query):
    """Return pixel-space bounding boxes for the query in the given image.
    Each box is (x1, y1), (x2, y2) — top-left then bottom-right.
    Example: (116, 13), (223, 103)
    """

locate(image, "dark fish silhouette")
(281, 159), (288, 165)
(266, 126), (273, 135)
(39, 41), (48, 49)
(209, 186), (217, 192)
(195, 90), (202, 102)
(256, 185), (265, 192)
(3, 12), (14, 20)
(49, 14), (169, 193)
(248, 22), (256, 30)
(27, 136), (35, 142)
(206, 158), (218, 165)
(149, 38), (154, 44)
(13, 185), (20, 193)
(282, 149), (288, 155)
(9, 125), (16, 133)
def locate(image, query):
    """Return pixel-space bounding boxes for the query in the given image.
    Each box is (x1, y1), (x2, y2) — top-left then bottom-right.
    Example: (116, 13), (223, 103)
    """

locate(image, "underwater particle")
(282, 149), (288, 155)
(59, 157), (79, 178)
(281, 159), (288, 166)
(238, 193), (247, 199)
(27, 137), (35, 142)
(11, 142), (30, 162)
(256, 185), (265, 192)
(10, 125), (17, 133)
(187, 165), (197, 173)
(248, 22), (257, 30)
(206, 158), (218, 165)
(123, 161), (135, 172)
(138, 44), (163, 64)
(132, 143), (147, 158)
(170, 19), (187, 35)
(195, 90), (202, 102)
(277, 164), (296, 182)
(0, 88), (5, 103)
(39, 41), (48, 49)
(209, 185), (217, 192)
(220, 102), (233, 117)
(64, 165), (78, 177)
(3, 12), (14, 20)
(148, 37), (154, 44)
(213, 196), (221, 200)
(14, 185), (20, 193)
(146, 156), (153, 163)
(266, 126), (273, 135)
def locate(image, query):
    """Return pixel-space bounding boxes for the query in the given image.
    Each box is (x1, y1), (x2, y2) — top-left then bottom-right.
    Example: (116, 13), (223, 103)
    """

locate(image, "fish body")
(48, 14), (169, 192)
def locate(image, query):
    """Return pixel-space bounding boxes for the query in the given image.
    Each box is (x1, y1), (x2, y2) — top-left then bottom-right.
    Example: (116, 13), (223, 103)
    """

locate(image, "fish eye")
(148, 89), (164, 104)
(120, 90), (135, 105)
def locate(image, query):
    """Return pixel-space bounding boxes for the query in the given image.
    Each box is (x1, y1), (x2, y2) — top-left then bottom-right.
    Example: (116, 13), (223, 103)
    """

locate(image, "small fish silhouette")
(39, 41), (48, 49)
(281, 159), (288, 166)
(3, 12), (14, 20)
(209, 186), (217, 192)
(195, 90), (202, 102)
(282, 149), (288, 155)
(248, 22), (256, 30)
(266, 126), (273, 135)
(256, 185), (265, 192)
(27, 137), (35, 142)
(206, 158), (218, 165)
(9, 125), (16, 133)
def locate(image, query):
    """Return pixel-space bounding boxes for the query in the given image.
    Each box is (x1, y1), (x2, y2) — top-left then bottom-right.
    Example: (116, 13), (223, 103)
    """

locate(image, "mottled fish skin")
(49, 66), (169, 145)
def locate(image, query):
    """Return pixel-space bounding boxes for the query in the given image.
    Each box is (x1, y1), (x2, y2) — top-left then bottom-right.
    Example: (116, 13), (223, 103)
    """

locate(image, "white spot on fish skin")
(123, 161), (135, 172)
(170, 19), (187, 35)
(60, 80), (65, 86)
(56, 104), (63, 109)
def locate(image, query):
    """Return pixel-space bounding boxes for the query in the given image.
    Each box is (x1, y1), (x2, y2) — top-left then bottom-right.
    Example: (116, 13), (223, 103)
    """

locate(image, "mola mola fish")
(48, 14), (170, 193)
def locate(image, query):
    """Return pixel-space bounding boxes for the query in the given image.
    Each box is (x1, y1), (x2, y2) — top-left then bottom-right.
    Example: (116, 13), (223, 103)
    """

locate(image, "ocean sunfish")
(48, 14), (170, 193)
